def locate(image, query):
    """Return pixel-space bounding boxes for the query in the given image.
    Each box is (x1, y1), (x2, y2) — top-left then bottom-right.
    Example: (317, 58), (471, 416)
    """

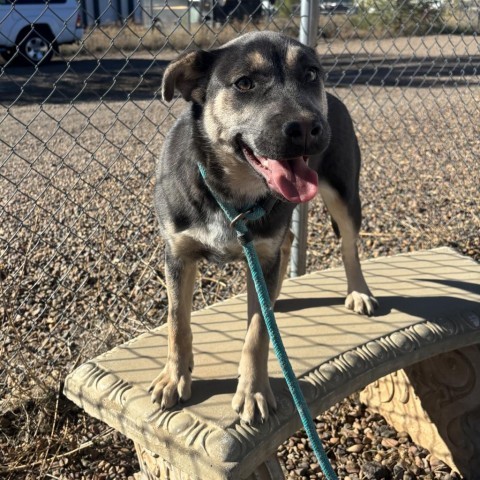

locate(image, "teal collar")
(197, 162), (276, 235)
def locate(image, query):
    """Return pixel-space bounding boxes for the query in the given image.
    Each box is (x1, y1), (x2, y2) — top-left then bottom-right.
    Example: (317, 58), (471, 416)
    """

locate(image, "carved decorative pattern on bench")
(361, 344), (480, 477)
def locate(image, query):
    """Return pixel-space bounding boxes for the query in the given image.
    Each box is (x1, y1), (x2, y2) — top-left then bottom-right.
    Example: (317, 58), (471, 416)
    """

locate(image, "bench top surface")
(64, 248), (480, 479)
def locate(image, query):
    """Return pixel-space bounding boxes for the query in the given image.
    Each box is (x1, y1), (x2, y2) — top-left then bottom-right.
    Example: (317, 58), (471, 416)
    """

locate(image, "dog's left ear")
(162, 50), (216, 104)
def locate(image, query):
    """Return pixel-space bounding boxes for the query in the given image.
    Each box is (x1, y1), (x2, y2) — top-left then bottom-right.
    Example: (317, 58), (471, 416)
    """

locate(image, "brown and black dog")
(150, 31), (378, 424)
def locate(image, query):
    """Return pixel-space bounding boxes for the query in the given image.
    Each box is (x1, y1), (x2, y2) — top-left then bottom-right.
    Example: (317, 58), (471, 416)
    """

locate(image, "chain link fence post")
(290, 0), (319, 277)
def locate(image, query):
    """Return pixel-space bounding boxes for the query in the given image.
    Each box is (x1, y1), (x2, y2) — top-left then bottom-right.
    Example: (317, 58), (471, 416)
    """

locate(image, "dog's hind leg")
(149, 247), (197, 409)
(319, 181), (378, 316)
(232, 254), (280, 424)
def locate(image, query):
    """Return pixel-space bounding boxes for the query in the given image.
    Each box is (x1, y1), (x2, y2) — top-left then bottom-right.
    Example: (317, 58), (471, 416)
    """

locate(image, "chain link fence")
(1, 0), (479, 477)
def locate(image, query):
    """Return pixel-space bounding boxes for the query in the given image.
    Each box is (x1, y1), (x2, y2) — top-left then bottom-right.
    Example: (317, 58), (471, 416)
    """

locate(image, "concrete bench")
(64, 247), (480, 479)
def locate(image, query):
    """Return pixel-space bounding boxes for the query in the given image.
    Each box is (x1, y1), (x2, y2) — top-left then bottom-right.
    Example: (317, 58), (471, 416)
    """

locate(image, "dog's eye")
(234, 77), (254, 91)
(305, 68), (318, 82)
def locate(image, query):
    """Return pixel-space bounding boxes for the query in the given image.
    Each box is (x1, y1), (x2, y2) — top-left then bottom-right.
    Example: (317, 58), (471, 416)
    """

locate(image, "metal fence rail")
(0, 0), (479, 477)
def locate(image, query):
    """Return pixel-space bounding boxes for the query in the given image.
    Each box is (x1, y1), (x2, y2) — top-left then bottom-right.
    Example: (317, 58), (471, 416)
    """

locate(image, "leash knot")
(230, 205), (266, 228)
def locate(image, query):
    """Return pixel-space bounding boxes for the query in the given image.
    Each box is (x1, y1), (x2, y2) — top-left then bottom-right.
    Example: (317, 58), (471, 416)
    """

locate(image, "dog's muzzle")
(241, 144), (318, 203)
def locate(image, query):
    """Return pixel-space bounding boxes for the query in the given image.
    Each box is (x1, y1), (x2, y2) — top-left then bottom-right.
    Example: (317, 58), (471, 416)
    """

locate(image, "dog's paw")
(232, 378), (277, 425)
(345, 291), (379, 316)
(148, 361), (192, 410)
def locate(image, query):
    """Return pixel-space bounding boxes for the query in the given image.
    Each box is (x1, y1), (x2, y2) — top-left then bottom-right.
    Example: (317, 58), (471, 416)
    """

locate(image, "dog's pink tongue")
(265, 156), (318, 203)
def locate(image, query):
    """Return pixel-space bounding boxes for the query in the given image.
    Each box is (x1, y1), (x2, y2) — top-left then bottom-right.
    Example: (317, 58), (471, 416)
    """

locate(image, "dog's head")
(162, 31), (331, 203)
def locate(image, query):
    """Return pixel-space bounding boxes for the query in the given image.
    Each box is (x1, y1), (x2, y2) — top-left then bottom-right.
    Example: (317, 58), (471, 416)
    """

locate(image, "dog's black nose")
(282, 120), (322, 148)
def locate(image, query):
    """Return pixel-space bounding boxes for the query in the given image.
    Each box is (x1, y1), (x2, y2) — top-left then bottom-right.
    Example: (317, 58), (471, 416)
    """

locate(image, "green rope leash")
(198, 163), (338, 480)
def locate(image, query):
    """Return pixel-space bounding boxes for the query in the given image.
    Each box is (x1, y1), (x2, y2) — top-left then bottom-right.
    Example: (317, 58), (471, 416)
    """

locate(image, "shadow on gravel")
(0, 58), (169, 107)
(324, 54), (480, 88)
(0, 54), (478, 107)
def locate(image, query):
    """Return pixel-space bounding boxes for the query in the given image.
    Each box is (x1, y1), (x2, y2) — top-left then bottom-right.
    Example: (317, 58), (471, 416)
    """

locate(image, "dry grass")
(61, 17), (302, 57)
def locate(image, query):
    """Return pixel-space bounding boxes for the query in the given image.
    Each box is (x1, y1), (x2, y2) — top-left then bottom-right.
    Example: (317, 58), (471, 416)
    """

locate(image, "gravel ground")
(1, 56), (479, 479)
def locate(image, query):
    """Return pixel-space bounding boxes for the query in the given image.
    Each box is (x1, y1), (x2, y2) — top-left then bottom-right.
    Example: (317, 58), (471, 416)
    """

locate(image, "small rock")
(360, 460), (390, 479)
(347, 444), (364, 453)
(415, 456), (425, 469)
(381, 438), (399, 449)
(295, 466), (309, 476)
(345, 460), (360, 474)
(378, 425), (397, 438)
(407, 445), (418, 456)
(393, 463), (405, 480)
(429, 455), (448, 471)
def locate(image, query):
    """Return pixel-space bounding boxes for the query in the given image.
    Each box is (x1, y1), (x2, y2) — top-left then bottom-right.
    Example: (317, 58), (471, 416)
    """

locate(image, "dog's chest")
(171, 211), (243, 262)
(195, 219), (241, 257)
(169, 210), (277, 264)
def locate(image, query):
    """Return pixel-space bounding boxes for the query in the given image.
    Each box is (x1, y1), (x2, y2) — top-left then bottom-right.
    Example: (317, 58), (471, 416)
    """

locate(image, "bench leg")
(360, 345), (480, 477)
(134, 442), (285, 479)
(134, 443), (170, 480)
(244, 456), (285, 479)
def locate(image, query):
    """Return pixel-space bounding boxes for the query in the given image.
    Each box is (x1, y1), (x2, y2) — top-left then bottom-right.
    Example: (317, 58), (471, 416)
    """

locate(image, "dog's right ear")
(162, 50), (216, 104)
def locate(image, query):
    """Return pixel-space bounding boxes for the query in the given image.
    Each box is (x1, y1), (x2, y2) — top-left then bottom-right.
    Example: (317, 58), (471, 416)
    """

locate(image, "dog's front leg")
(319, 182), (378, 316)
(232, 253), (280, 424)
(149, 247), (197, 409)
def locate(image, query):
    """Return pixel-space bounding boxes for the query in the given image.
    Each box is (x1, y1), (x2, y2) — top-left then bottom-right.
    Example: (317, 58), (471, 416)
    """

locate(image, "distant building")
(79, 0), (143, 25)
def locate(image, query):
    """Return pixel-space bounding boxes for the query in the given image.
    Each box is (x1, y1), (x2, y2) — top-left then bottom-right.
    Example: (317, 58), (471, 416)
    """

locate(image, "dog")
(150, 31), (378, 424)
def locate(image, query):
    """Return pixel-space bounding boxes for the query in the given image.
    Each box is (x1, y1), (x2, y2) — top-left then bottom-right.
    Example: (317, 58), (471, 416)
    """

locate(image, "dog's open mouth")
(241, 144), (318, 203)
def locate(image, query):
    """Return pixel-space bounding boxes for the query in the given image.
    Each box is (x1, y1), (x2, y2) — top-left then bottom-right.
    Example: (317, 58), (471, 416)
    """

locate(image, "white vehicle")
(0, 0), (83, 65)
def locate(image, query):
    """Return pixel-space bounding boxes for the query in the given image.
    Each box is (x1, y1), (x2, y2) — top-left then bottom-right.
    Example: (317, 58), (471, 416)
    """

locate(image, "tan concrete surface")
(64, 248), (480, 479)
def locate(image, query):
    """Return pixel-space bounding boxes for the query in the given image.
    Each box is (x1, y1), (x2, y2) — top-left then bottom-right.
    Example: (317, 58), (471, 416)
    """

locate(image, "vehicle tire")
(17, 30), (54, 66)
